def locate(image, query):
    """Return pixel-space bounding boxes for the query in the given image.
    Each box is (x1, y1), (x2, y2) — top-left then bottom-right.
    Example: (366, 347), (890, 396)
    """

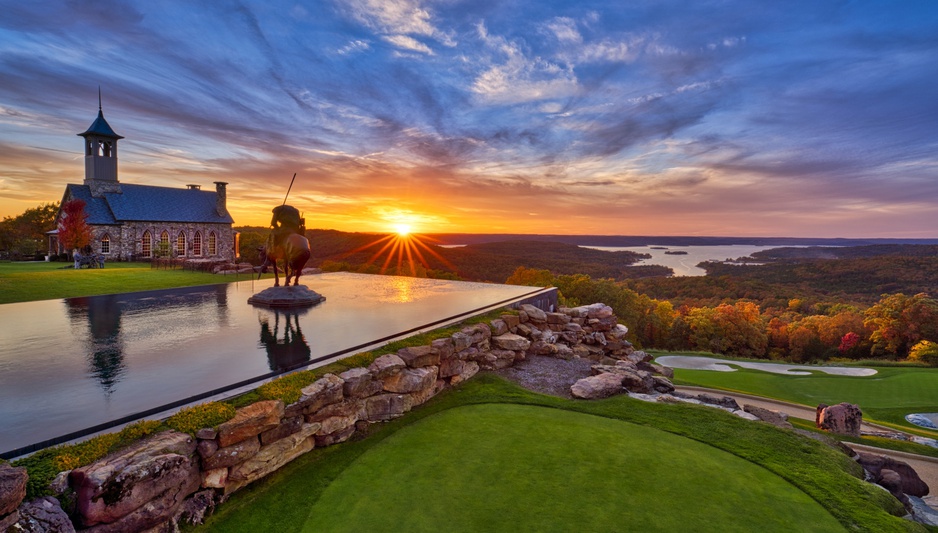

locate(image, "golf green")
(671, 364), (938, 430)
(303, 404), (844, 532)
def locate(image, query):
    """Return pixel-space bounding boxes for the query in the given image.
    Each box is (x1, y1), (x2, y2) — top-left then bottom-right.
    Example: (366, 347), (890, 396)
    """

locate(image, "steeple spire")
(79, 91), (123, 195)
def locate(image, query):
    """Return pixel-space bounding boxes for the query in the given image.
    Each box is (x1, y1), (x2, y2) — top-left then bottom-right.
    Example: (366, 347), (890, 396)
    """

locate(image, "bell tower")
(78, 90), (124, 196)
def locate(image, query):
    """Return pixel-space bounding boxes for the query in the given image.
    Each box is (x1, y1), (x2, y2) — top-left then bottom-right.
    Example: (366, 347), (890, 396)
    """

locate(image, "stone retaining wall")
(1, 302), (638, 532)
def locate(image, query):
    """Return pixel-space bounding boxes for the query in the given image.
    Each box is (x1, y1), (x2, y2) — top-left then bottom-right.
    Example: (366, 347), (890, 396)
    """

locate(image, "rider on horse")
(269, 204), (305, 249)
(262, 204), (310, 286)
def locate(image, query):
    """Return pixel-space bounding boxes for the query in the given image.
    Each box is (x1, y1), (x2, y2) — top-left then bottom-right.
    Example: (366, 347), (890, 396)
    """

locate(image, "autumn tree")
(58, 199), (93, 254)
(765, 316), (791, 359)
(864, 293), (938, 358)
(787, 316), (826, 363)
(908, 340), (938, 366)
(838, 332), (862, 358)
(506, 266), (556, 288)
(641, 299), (675, 349)
(685, 301), (767, 358)
(0, 201), (59, 257)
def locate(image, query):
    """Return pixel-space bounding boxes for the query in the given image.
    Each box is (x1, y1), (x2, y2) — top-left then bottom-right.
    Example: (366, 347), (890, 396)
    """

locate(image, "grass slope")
(305, 404), (843, 533)
(0, 262), (254, 304)
(194, 375), (920, 533)
(668, 361), (938, 433)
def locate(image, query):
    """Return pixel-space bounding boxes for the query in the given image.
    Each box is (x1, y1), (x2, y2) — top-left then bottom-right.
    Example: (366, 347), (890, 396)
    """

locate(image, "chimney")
(186, 184), (201, 190)
(214, 181), (228, 217)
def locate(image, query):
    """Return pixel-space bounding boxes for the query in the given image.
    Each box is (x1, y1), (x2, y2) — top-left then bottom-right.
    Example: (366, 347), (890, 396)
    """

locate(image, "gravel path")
(494, 355), (593, 398)
(657, 355), (878, 376)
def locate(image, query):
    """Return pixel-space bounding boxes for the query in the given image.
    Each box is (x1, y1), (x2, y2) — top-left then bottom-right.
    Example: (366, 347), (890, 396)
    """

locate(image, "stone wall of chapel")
(87, 222), (235, 261)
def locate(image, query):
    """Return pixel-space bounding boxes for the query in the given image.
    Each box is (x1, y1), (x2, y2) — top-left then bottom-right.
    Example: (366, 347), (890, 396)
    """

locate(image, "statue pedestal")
(248, 285), (325, 309)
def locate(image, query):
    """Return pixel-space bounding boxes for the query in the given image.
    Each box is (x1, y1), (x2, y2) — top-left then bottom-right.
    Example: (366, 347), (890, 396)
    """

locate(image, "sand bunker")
(656, 355), (878, 377)
(907, 413), (938, 430)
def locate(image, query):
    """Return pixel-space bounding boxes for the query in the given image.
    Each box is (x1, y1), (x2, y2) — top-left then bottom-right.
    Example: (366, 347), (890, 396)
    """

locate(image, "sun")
(393, 223), (412, 236)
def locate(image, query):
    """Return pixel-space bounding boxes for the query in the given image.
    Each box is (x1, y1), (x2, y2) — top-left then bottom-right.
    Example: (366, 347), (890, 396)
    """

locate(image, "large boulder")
(368, 354), (406, 379)
(451, 331), (473, 352)
(449, 361), (480, 385)
(743, 405), (793, 429)
(339, 368), (383, 399)
(589, 361), (656, 394)
(571, 373), (624, 399)
(201, 437), (261, 470)
(431, 337), (455, 360)
(382, 367), (438, 394)
(308, 399), (364, 438)
(439, 357), (468, 378)
(520, 304), (547, 323)
(492, 333), (531, 352)
(696, 393), (741, 410)
(856, 452), (930, 498)
(816, 402), (863, 436)
(397, 345), (440, 368)
(0, 463), (28, 516)
(10, 496), (75, 533)
(286, 374), (344, 417)
(651, 375), (675, 394)
(363, 393), (414, 422)
(617, 368), (656, 394)
(259, 415), (305, 446)
(216, 400), (284, 447)
(69, 430), (201, 530)
(226, 423), (320, 493)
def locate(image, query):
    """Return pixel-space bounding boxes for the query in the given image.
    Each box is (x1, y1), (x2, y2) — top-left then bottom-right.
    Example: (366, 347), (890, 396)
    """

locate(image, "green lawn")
(305, 404), (843, 533)
(195, 375), (919, 533)
(0, 261), (257, 304)
(663, 355), (938, 434)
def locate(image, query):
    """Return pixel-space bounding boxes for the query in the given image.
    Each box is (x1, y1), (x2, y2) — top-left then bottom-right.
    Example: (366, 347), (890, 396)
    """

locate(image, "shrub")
(165, 402), (237, 435)
(13, 420), (163, 498)
(909, 340), (938, 366)
(339, 351), (378, 369)
(255, 362), (350, 405)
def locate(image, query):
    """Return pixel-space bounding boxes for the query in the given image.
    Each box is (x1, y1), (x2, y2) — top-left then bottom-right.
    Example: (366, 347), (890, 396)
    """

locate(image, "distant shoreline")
(425, 233), (938, 247)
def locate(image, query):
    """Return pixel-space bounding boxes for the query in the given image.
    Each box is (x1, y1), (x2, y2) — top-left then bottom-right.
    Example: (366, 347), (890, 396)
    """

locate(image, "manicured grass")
(305, 404), (844, 533)
(0, 261), (257, 304)
(664, 355), (938, 434)
(194, 375), (919, 533)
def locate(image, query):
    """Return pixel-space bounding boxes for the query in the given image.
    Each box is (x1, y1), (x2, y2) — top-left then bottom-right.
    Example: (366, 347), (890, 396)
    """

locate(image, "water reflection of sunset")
(390, 277), (413, 303)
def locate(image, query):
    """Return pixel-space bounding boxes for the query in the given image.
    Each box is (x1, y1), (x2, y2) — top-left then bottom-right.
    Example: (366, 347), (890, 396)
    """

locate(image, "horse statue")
(259, 232), (310, 286)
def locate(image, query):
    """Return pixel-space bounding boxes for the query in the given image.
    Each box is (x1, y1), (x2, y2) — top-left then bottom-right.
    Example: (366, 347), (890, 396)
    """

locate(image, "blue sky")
(1, 0), (936, 237)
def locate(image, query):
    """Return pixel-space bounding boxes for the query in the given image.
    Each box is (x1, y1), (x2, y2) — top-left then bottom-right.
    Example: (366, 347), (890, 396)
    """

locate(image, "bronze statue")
(259, 232), (310, 286)
(270, 204), (302, 234)
(260, 203), (310, 286)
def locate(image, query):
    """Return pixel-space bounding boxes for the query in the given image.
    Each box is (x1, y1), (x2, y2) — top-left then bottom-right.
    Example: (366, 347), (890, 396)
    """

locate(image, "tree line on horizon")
(5, 207), (936, 365)
(507, 266), (938, 365)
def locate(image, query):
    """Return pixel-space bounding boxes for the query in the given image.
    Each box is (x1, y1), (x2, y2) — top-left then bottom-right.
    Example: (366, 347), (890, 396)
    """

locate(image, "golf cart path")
(675, 385), (938, 499)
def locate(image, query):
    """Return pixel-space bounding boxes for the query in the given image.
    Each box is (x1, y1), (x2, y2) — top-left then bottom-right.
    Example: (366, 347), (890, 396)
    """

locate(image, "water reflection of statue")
(66, 294), (124, 394)
(258, 309), (311, 372)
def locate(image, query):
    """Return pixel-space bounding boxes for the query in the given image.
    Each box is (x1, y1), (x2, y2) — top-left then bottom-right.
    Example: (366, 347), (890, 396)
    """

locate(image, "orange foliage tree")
(58, 199), (93, 254)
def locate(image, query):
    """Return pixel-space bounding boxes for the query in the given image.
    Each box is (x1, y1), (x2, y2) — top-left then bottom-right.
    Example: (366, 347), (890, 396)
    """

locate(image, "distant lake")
(581, 245), (799, 277)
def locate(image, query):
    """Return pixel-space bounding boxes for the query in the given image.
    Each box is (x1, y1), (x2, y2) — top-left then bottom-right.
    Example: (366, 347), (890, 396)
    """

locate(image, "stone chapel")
(50, 100), (236, 261)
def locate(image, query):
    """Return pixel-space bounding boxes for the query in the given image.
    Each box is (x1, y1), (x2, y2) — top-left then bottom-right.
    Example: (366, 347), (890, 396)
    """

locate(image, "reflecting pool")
(0, 273), (548, 456)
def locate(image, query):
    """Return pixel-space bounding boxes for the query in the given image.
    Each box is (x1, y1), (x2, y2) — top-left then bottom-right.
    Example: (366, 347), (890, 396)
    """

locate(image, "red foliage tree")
(58, 199), (92, 254)
(838, 332), (861, 354)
